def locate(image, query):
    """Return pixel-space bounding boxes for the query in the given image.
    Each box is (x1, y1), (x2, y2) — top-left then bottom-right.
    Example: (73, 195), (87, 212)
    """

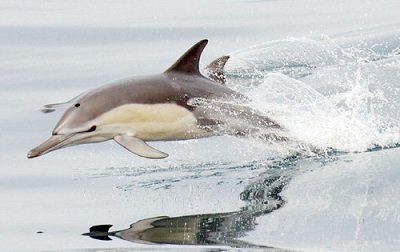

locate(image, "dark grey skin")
(28, 39), (281, 159)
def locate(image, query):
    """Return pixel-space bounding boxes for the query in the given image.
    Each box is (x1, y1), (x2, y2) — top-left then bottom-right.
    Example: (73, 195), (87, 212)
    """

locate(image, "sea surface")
(1, 0), (400, 251)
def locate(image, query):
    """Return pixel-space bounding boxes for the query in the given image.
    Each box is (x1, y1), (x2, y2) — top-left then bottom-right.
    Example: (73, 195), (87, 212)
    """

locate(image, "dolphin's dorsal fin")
(165, 39), (208, 75)
(205, 55), (230, 84)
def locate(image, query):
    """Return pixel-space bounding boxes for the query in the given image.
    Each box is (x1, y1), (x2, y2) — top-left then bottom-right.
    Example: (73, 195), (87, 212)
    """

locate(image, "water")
(1, 0), (400, 251)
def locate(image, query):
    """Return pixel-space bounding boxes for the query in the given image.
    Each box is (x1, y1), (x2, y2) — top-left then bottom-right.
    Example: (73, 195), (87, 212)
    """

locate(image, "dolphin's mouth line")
(27, 133), (76, 159)
(28, 126), (102, 159)
(48, 134), (76, 149)
(85, 125), (97, 133)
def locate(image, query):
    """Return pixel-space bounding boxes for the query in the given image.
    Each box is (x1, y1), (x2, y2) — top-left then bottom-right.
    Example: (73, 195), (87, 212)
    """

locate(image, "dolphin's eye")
(87, 125), (96, 132)
(75, 103), (80, 108)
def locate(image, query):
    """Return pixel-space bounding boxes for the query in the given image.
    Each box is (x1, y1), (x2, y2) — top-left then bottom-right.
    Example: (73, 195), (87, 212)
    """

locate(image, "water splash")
(222, 32), (400, 153)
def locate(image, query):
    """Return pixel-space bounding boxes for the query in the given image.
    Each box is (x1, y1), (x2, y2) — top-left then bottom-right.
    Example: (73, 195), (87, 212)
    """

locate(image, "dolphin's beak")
(27, 134), (74, 159)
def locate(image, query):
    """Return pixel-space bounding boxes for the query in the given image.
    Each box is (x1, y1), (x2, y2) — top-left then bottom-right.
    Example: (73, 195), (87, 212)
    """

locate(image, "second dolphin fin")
(206, 55), (230, 84)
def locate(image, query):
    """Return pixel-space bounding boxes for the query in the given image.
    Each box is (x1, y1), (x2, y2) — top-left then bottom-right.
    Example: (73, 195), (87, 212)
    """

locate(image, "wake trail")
(220, 28), (400, 154)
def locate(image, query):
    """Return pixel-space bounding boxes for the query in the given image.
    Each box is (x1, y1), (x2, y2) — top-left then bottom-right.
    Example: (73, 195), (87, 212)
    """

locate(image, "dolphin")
(81, 213), (268, 248)
(27, 39), (281, 159)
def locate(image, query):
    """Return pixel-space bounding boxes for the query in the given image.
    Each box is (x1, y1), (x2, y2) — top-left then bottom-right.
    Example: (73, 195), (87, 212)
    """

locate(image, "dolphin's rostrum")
(27, 39), (281, 159)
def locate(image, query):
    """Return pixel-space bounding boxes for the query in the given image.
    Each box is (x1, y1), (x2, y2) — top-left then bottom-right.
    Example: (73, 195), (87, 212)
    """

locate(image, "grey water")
(1, 0), (400, 251)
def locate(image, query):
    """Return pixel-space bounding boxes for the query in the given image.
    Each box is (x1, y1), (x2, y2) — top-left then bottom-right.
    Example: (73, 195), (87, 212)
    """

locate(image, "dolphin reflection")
(83, 161), (297, 250)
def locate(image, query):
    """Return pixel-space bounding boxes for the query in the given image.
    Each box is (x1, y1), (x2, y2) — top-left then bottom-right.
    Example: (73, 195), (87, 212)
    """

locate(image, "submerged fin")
(165, 39), (208, 75)
(206, 55), (230, 85)
(114, 135), (168, 159)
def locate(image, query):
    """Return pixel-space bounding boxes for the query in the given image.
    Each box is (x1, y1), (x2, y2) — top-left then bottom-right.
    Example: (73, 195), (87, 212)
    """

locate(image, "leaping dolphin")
(27, 39), (282, 159)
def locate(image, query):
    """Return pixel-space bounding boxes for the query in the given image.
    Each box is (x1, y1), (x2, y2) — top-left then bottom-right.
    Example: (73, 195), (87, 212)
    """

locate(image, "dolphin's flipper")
(205, 55), (230, 85)
(114, 135), (168, 159)
(40, 92), (86, 113)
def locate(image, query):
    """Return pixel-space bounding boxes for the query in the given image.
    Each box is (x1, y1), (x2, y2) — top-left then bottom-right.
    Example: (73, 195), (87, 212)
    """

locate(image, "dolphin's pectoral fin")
(205, 55), (230, 85)
(114, 135), (169, 159)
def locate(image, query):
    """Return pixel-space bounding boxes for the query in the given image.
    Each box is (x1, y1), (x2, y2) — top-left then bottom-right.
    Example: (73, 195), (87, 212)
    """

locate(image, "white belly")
(94, 103), (208, 141)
